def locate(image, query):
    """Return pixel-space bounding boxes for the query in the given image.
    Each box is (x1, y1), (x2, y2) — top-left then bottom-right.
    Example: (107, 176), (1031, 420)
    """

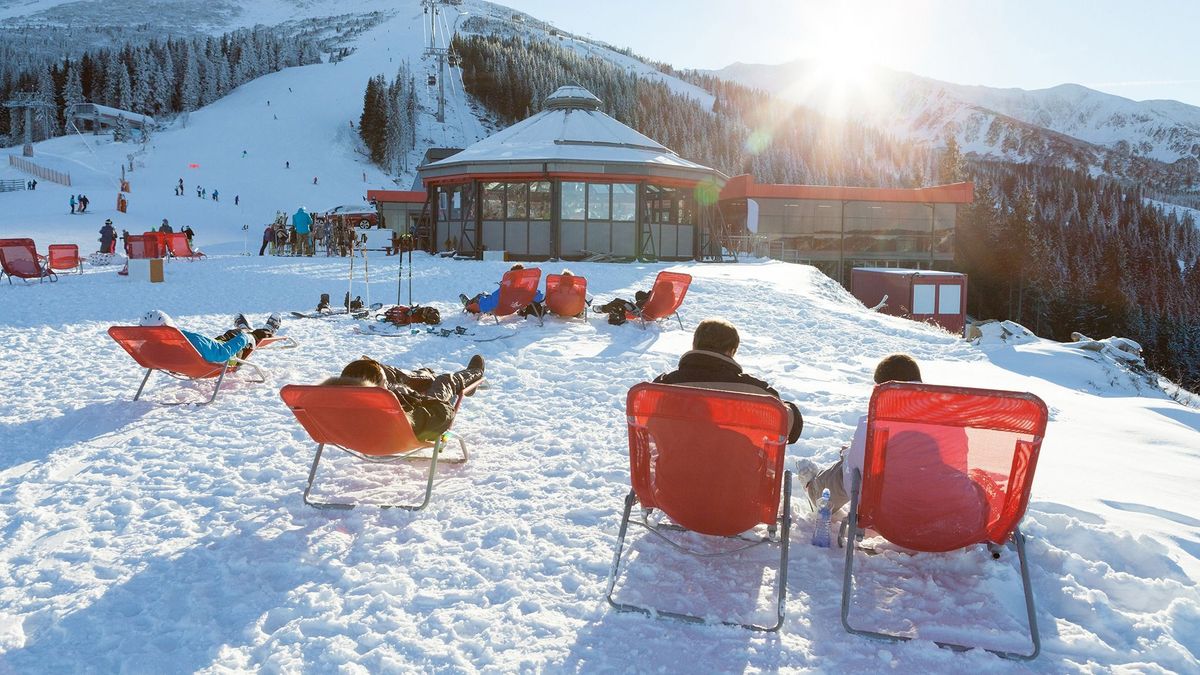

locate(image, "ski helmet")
(139, 309), (175, 327)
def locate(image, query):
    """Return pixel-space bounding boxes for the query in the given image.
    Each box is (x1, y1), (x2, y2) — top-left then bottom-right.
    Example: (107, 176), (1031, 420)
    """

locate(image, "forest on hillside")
(0, 13), (388, 143)
(450, 32), (1200, 389)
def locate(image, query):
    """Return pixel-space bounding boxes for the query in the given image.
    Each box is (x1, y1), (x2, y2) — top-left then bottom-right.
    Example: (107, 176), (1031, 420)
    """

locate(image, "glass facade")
(720, 197), (958, 270)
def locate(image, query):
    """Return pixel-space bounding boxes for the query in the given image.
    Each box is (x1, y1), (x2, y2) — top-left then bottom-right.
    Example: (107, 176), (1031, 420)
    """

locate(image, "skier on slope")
(69, 195), (76, 214)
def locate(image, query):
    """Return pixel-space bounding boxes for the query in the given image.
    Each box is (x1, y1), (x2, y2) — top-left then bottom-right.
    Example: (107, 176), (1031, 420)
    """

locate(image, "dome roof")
(419, 86), (724, 185)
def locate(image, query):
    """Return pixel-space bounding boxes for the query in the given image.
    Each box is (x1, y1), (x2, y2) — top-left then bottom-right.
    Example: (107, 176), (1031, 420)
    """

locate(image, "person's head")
(560, 268), (573, 276)
(105, 219), (112, 226)
(509, 263), (524, 271)
(162, 218), (168, 224)
(139, 309), (175, 328)
(693, 318), (740, 357)
(873, 354), (922, 384)
(337, 358), (387, 387)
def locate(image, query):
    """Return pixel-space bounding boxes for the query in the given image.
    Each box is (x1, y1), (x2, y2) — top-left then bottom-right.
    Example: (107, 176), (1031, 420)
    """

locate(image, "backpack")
(384, 305), (441, 326)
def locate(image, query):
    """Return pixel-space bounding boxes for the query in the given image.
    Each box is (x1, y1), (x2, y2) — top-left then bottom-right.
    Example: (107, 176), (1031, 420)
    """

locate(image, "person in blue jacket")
(292, 207), (313, 256)
(138, 310), (281, 363)
(459, 264), (544, 315)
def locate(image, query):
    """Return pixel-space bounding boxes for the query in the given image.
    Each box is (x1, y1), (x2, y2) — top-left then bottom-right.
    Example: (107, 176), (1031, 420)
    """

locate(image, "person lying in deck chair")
(322, 355), (485, 441)
(459, 264), (544, 315)
(139, 310), (281, 363)
(653, 318), (804, 444)
(794, 353), (922, 512)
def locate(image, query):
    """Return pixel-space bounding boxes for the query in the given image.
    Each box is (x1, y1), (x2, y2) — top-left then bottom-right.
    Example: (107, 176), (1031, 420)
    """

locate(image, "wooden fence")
(8, 155), (71, 186)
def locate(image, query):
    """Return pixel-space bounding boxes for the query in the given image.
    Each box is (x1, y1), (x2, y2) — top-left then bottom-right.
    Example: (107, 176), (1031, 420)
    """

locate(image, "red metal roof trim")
(367, 189), (428, 203)
(719, 174), (974, 204)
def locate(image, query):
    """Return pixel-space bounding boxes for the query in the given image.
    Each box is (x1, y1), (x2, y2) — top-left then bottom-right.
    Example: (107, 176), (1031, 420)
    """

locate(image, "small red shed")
(850, 268), (968, 335)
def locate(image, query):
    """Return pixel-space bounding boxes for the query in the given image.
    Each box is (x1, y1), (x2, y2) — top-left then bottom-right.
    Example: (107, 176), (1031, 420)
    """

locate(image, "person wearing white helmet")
(139, 310), (282, 364)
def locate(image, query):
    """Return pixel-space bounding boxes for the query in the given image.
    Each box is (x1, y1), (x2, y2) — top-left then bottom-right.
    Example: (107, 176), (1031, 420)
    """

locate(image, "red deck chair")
(48, 244), (82, 275)
(480, 267), (542, 325)
(605, 383), (793, 631)
(629, 271), (691, 329)
(280, 383), (474, 511)
(0, 238), (56, 284)
(165, 233), (206, 260)
(544, 273), (588, 320)
(108, 325), (297, 404)
(841, 382), (1048, 660)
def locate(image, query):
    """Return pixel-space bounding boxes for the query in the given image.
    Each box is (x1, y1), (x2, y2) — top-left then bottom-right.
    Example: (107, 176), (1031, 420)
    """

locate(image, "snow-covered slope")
(711, 60), (1200, 177)
(0, 0), (503, 255)
(0, 254), (1197, 671)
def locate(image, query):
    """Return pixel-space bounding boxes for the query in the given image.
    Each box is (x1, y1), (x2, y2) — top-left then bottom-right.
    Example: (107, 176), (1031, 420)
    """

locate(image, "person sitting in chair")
(322, 355), (484, 441)
(795, 353), (922, 513)
(139, 310), (281, 363)
(653, 318), (803, 444)
(459, 263), (544, 316)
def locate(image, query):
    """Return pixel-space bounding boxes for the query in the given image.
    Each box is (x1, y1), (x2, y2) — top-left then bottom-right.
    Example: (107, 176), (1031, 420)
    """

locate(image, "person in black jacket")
(322, 355), (484, 442)
(653, 318), (803, 444)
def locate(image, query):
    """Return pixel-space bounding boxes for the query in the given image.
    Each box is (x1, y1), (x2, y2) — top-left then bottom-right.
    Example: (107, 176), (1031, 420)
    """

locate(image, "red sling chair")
(605, 383), (793, 631)
(629, 271), (690, 329)
(0, 238), (56, 284)
(841, 382), (1047, 660)
(47, 244), (83, 274)
(165, 232), (206, 260)
(108, 325), (297, 404)
(544, 273), (588, 320)
(480, 267), (542, 325)
(280, 383), (475, 511)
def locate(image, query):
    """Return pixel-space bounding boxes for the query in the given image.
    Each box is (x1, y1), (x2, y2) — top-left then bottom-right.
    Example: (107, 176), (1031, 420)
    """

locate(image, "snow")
(1, 251), (1198, 671)
(0, 2), (1198, 671)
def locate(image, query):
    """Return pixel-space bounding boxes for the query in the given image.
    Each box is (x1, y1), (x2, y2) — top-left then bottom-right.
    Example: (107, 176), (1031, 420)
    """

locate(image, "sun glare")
(773, 2), (918, 116)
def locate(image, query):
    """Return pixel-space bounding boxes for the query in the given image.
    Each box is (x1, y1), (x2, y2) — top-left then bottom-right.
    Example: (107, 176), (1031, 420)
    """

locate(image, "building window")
(588, 183), (611, 220)
(562, 182), (585, 220)
(613, 183), (636, 221)
(483, 182), (504, 220)
(529, 181), (551, 220)
(506, 182), (528, 220)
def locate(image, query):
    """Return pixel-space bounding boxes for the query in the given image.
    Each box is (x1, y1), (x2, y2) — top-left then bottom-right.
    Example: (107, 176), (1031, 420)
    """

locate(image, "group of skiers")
(258, 208), (368, 257)
(69, 194), (90, 214)
(174, 178), (237, 205)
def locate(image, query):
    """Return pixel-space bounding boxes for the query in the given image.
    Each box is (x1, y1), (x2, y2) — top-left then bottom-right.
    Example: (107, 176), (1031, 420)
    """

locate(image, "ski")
(355, 323), (515, 342)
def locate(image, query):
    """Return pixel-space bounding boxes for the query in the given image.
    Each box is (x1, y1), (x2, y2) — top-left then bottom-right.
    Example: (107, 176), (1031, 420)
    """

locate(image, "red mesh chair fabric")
(859, 382), (1048, 551)
(166, 233), (204, 259)
(636, 271), (691, 321)
(280, 385), (424, 456)
(48, 244), (81, 271)
(490, 267), (542, 318)
(626, 383), (790, 536)
(0, 238), (48, 280)
(545, 273), (587, 318)
(107, 326), (229, 378)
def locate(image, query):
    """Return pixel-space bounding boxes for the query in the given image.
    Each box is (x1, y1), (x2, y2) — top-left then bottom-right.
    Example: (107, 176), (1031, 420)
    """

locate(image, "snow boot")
(266, 313), (282, 333)
(233, 313), (251, 331)
(316, 293), (330, 313)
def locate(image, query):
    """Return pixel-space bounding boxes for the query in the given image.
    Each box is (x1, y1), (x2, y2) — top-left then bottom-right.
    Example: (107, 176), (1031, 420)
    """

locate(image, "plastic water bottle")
(811, 488), (832, 548)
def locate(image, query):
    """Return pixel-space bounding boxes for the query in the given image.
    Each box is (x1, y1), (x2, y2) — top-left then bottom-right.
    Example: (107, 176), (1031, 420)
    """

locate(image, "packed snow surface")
(1, 1), (1198, 671)
(0, 252), (1198, 672)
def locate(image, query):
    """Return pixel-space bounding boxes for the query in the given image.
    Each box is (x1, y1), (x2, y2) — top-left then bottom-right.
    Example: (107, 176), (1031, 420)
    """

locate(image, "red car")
(324, 204), (379, 229)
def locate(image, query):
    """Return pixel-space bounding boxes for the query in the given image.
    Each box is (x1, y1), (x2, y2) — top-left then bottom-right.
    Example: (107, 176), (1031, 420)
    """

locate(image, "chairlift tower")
(3, 93), (56, 157)
(423, 0), (448, 123)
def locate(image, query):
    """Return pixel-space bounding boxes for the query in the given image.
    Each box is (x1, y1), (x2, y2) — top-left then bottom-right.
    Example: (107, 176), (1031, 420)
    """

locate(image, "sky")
(497, 0), (1200, 107)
